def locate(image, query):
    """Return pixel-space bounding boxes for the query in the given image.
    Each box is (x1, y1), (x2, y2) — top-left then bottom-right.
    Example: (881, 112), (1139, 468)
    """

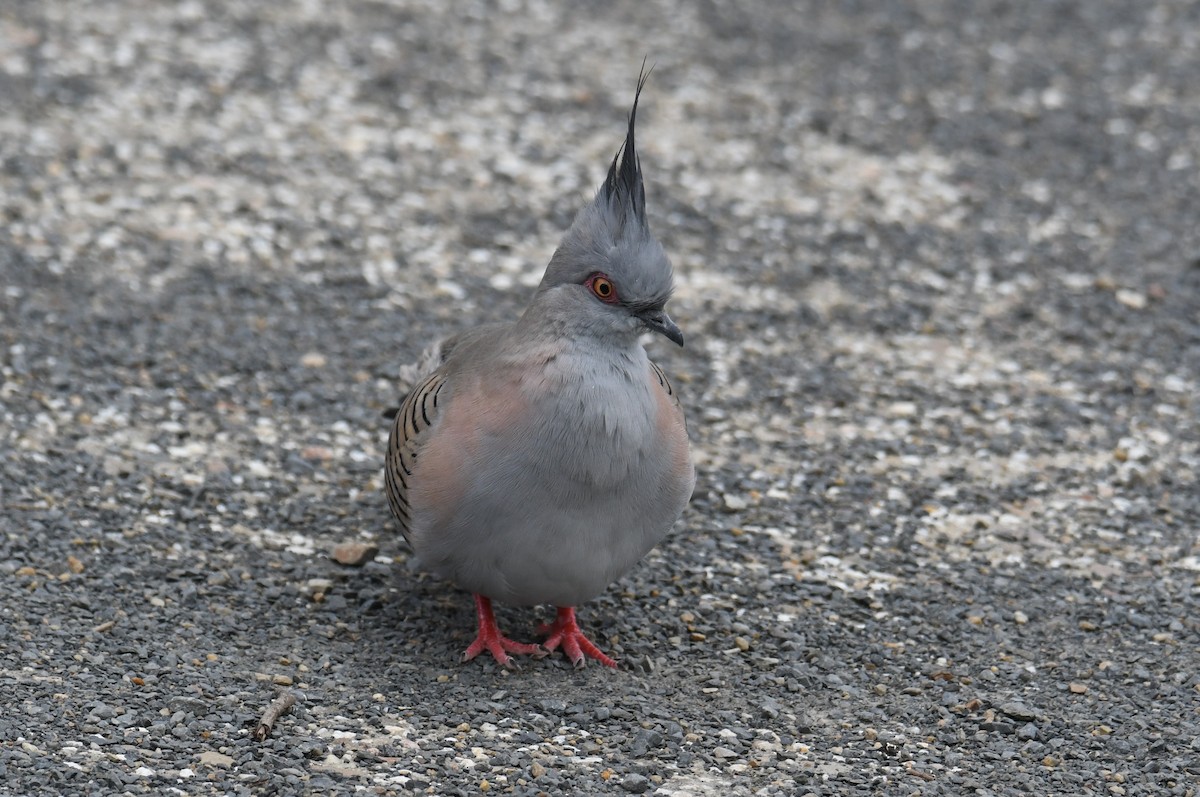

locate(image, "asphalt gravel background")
(2, 1), (1199, 795)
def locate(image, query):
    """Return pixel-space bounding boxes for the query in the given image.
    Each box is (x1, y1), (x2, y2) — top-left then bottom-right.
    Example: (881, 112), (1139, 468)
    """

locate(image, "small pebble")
(722, 493), (749, 512)
(1115, 289), (1147, 309)
(999, 703), (1038, 722)
(331, 542), (380, 567)
(198, 752), (234, 768)
(621, 774), (651, 793)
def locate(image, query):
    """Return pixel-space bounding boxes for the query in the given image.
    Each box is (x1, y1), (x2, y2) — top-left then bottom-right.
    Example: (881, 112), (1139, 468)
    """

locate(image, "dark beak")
(639, 308), (684, 347)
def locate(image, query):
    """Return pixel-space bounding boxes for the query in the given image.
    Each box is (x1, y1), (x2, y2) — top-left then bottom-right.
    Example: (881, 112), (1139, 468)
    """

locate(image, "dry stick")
(254, 690), (299, 742)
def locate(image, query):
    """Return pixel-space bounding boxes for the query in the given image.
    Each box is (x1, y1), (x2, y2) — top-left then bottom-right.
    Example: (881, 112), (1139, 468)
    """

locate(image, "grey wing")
(384, 371), (448, 544)
(395, 340), (450, 397)
(386, 323), (510, 419)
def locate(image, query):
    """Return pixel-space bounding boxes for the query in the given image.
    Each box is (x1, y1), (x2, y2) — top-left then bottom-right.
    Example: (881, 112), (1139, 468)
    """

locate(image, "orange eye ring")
(588, 274), (619, 303)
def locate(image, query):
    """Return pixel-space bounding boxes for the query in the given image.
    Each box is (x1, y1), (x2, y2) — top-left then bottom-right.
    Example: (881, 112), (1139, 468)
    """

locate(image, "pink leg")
(462, 594), (546, 669)
(538, 607), (618, 669)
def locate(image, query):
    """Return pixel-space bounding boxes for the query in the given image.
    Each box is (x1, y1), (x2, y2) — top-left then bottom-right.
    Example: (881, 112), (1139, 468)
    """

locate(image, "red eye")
(588, 275), (618, 303)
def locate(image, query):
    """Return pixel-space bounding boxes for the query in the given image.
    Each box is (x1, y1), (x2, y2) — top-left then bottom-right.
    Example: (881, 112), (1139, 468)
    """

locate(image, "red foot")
(462, 594), (547, 669)
(538, 607), (617, 669)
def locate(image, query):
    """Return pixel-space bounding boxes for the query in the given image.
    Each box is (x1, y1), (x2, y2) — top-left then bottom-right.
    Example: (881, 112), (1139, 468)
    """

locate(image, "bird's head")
(532, 66), (682, 348)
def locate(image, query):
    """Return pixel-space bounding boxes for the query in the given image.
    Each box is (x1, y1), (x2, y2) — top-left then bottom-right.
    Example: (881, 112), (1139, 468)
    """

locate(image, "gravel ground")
(3, 1), (1199, 795)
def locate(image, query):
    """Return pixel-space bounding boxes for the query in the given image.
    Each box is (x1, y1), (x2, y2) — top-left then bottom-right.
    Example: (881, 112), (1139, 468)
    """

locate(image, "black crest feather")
(601, 60), (653, 228)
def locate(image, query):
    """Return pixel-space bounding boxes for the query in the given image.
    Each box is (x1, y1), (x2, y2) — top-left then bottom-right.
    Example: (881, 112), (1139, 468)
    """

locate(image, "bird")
(384, 67), (693, 669)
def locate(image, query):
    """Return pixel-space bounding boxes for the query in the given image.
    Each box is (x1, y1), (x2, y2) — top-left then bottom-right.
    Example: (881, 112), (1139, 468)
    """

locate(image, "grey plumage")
(537, 67), (675, 335)
(384, 68), (693, 668)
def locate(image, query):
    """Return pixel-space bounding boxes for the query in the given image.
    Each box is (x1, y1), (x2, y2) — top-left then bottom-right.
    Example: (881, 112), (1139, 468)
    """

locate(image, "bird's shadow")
(347, 547), (644, 678)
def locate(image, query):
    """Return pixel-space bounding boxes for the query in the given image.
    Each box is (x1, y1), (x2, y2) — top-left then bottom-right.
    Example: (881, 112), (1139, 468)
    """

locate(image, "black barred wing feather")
(384, 371), (446, 543)
(649, 359), (690, 437)
(649, 360), (679, 402)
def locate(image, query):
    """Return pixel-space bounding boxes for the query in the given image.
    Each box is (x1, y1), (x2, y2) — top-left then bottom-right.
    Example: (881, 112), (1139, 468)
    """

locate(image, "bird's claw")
(539, 608), (618, 669)
(462, 633), (546, 669)
(462, 595), (548, 669)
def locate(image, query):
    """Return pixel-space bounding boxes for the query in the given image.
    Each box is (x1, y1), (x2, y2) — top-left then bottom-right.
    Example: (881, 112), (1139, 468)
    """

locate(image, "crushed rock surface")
(2, 1), (1198, 795)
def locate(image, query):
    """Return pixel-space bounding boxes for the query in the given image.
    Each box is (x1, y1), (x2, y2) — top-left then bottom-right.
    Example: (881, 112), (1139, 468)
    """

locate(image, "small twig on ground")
(254, 689), (300, 742)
